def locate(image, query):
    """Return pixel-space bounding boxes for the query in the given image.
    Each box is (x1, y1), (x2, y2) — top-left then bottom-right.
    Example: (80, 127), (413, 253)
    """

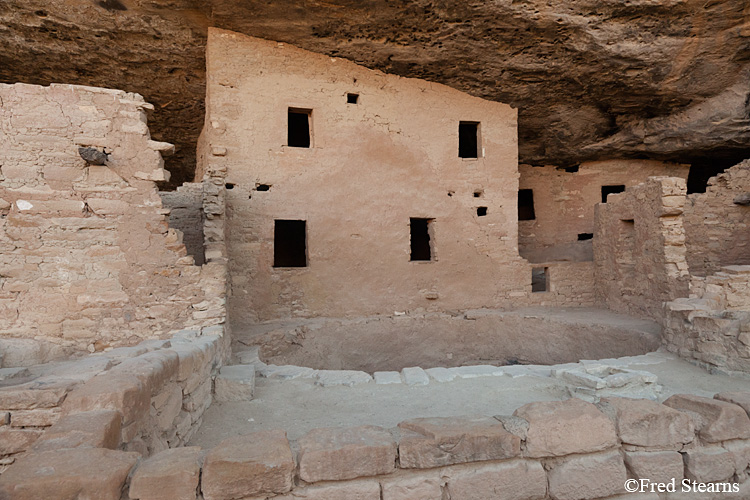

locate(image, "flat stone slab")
(202, 429), (294, 500)
(129, 446), (202, 500)
(663, 394), (750, 442)
(0, 448), (139, 500)
(401, 367), (429, 386)
(298, 425), (396, 482)
(601, 397), (694, 450)
(259, 364), (316, 380)
(450, 365), (504, 379)
(398, 415), (521, 468)
(214, 365), (255, 402)
(315, 370), (372, 387)
(374, 371), (402, 385)
(32, 410), (122, 451)
(425, 367), (455, 383)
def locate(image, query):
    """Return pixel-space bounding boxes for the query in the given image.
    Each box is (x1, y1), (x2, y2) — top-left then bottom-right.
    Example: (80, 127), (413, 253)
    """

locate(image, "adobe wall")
(0, 83), (226, 363)
(594, 177), (690, 321)
(199, 29), (529, 327)
(519, 160), (689, 263)
(5, 392), (750, 499)
(684, 160), (750, 277)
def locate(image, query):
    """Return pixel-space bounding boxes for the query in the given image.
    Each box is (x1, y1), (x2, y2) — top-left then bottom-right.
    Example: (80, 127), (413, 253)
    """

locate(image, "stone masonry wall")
(160, 183), (205, 266)
(684, 159), (750, 277)
(594, 177), (690, 321)
(6, 393), (750, 499)
(520, 160), (689, 263)
(0, 324), (229, 471)
(0, 83), (225, 362)
(526, 260), (595, 307)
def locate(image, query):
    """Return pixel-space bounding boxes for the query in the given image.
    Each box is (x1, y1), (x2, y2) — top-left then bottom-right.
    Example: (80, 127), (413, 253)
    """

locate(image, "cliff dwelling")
(2, 3), (750, 500)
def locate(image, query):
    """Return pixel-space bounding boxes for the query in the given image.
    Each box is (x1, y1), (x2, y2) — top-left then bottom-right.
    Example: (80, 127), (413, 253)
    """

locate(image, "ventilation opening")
(602, 185), (626, 203)
(225, 183), (234, 190)
(565, 165), (579, 173)
(347, 93), (359, 104)
(518, 189), (536, 221)
(274, 220), (307, 268)
(256, 184), (271, 192)
(477, 207), (488, 217)
(458, 122), (479, 158)
(410, 218), (434, 261)
(288, 108), (311, 148)
(473, 190), (483, 198)
(578, 233), (593, 241)
(532, 267), (548, 293)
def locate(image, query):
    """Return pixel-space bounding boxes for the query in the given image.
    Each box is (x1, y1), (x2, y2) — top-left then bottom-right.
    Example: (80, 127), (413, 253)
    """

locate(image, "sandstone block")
(374, 371), (402, 384)
(513, 398), (617, 457)
(62, 373), (149, 426)
(715, 392), (750, 416)
(663, 394), (750, 442)
(401, 367), (429, 386)
(298, 425), (396, 482)
(723, 438), (750, 474)
(547, 450), (626, 500)
(0, 427), (43, 455)
(450, 365), (504, 379)
(214, 365), (255, 402)
(381, 474), (443, 500)
(109, 350), (179, 396)
(274, 480), (381, 500)
(0, 380), (72, 409)
(32, 409), (122, 451)
(259, 364), (317, 380)
(624, 450), (684, 483)
(129, 446), (202, 500)
(443, 459), (547, 500)
(8, 407), (61, 427)
(601, 397), (694, 449)
(398, 415), (520, 468)
(315, 370), (372, 387)
(202, 429), (295, 500)
(0, 448), (139, 500)
(683, 446), (735, 483)
(425, 367), (456, 382)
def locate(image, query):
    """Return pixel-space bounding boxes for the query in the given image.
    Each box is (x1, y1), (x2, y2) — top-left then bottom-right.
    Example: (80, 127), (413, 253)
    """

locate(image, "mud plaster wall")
(519, 160), (689, 264)
(0, 83), (225, 362)
(684, 160), (750, 277)
(200, 29), (531, 327)
(594, 177), (690, 321)
(160, 183), (206, 266)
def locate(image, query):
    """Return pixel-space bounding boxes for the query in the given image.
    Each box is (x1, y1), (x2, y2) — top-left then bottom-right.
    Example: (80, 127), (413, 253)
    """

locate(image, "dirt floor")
(189, 351), (750, 446)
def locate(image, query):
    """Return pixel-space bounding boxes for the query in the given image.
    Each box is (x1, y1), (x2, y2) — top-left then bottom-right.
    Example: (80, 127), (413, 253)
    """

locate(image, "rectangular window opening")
(577, 233), (593, 241)
(347, 93), (359, 104)
(410, 218), (433, 261)
(477, 207), (488, 217)
(274, 219), (307, 267)
(288, 108), (311, 148)
(531, 267), (548, 293)
(601, 184), (625, 203)
(458, 122), (479, 158)
(518, 189), (536, 221)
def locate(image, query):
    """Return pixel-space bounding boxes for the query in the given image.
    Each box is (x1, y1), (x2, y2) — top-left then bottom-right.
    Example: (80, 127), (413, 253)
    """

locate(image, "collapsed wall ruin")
(1, 27), (750, 500)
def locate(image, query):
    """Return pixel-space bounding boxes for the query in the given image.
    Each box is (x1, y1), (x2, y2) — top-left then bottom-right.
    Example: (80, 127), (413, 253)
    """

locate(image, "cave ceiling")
(2, 0), (750, 186)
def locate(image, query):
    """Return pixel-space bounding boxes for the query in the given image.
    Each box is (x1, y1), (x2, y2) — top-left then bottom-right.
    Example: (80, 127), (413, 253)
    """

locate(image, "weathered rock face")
(2, 0), (750, 186)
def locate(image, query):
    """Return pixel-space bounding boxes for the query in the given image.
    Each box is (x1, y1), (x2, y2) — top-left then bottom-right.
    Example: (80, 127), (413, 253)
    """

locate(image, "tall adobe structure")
(199, 29), (529, 328)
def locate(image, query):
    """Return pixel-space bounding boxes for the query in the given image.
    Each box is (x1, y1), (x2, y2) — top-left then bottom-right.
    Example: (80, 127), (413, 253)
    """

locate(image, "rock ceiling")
(2, 0), (750, 186)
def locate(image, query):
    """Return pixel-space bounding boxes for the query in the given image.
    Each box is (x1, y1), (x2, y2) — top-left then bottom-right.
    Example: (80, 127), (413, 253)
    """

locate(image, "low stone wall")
(0, 83), (225, 361)
(685, 160), (750, 277)
(594, 176), (690, 321)
(4, 393), (750, 499)
(664, 265), (750, 374)
(0, 324), (229, 467)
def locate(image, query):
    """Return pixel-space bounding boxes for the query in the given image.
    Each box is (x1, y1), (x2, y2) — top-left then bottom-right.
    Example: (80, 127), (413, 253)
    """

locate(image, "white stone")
(374, 371), (402, 385)
(425, 367), (456, 383)
(260, 364), (317, 380)
(315, 370), (372, 387)
(401, 367), (430, 386)
(450, 365), (504, 379)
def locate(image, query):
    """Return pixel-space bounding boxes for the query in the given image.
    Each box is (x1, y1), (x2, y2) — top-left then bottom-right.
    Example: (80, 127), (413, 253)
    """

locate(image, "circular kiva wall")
(243, 308), (661, 373)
